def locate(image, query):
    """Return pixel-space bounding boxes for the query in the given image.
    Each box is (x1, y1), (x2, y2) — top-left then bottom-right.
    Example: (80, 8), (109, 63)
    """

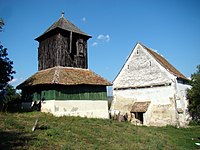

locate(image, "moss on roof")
(17, 66), (112, 89)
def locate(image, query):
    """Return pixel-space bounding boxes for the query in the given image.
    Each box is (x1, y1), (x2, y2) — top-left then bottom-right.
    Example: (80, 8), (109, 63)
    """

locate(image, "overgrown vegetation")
(187, 64), (200, 122)
(0, 111), (199, 150)
(0, 84), (21, 112)
(0, 18), (16, 91)
(0, 18), (16, 111)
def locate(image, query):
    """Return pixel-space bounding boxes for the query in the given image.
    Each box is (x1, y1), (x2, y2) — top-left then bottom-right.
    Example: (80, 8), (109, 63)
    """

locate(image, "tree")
(187, 65), (200, 121)
(0, 84), (21, 111)
(0, 18), (16, 111)
(0, 18), (4, 31)
(0, 18), (15, 91)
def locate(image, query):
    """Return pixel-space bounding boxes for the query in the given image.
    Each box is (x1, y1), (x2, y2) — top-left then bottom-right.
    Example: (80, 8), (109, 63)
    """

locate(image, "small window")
(76, 39), (84, 56)
(136, 49), (139, 54)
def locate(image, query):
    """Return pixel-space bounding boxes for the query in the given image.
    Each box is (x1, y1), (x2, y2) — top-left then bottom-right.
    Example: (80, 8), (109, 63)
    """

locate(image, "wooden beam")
(114, 83), (172, 90)
(69, 31), (72, 53)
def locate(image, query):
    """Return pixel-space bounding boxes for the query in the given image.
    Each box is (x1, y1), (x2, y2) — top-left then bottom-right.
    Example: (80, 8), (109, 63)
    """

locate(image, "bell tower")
(35, 12), (91, 71)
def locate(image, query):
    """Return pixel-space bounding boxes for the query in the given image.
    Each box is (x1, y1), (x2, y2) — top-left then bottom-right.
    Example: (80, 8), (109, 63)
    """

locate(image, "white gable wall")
(113, 43), (174, 89)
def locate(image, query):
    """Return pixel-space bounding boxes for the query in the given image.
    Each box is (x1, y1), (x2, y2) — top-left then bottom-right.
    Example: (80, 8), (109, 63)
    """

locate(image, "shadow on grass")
(0, 131), (36, 150)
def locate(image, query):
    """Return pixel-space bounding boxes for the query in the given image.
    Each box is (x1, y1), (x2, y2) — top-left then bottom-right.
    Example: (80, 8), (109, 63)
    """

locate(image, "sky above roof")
(0, 0), (200, 92)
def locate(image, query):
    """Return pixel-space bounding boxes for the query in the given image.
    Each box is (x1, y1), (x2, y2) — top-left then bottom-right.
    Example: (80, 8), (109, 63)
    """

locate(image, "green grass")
(0, 112), (200, 150)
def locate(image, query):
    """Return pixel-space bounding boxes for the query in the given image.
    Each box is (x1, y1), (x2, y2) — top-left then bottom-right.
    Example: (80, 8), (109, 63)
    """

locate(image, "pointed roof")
(35, 15), (91, 41)
(17, 66), (111, 89)
(114, 42), (189, 83)
(140, 43), (188, 81)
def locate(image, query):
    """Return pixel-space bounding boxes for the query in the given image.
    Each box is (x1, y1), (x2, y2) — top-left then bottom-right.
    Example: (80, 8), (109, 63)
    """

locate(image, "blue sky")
(0, 0), (200, 92)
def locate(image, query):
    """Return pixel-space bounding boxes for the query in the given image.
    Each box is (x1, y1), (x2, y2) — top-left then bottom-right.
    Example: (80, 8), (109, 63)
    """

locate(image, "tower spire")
(61, 11), (64, 18)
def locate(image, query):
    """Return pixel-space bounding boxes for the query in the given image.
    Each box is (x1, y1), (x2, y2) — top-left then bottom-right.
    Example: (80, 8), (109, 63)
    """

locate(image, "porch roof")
(131, 101), (151, 112)
(17, 66), (112, 89)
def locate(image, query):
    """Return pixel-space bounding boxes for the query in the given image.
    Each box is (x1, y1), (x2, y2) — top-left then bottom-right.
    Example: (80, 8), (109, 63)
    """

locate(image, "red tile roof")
(17, 66), (112, 89)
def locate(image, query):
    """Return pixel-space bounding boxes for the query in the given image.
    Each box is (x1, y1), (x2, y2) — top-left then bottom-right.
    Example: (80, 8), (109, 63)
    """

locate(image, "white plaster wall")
(112, 85), (178, 126)
(41, 100), (55, 113)
(113, 85), (174, 105)
(114, 44), (173, 88)
(41, 100), (109, 119)
(176, 82), (191, 110)
(175, 82), (191, 126)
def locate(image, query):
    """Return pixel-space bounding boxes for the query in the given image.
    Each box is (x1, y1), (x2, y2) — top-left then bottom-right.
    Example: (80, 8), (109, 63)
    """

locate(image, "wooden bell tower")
(35, 12), (91, 71)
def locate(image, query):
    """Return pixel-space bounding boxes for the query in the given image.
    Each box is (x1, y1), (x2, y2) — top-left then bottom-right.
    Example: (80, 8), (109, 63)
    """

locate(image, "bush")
(189, 120), (200, 126)
(0, 84), (21, 112)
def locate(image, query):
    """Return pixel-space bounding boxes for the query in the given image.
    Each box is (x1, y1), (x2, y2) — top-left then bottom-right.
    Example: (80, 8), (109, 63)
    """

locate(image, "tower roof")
(35, 15), (91, 41)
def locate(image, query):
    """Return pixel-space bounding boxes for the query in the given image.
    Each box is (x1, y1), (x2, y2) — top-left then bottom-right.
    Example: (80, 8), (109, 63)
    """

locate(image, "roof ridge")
(139, 43), (188, 80)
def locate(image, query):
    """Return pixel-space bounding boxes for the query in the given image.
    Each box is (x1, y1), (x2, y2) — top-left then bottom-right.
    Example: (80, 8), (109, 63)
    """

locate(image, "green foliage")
(0, 84), (21, 111)
(2, 85), (20, 102)
(0, 112), (200, 150)
(0, 18), (15, 91)
(0, 18), (4, 31)
(187, 65), (200, 120)
(189, 120), (200, 126)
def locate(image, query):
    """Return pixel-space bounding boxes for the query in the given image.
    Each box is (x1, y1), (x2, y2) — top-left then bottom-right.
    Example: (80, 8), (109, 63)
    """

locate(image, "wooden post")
(69, 31), (72, 53)
(32, 119), (38, 132)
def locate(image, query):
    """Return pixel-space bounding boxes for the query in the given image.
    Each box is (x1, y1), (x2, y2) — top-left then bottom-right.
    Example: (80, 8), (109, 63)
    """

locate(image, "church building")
(111, 42), (191, 127)
(17, 13), (111, 118)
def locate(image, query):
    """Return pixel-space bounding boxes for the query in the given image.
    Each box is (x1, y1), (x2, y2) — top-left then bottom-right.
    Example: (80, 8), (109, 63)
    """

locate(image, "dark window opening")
(72, 38), (77, 56)
(136, 49), (139, 54)
(76, 39), (84, 56)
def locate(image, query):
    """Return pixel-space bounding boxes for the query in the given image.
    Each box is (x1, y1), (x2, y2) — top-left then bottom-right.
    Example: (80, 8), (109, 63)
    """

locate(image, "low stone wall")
(41, 100), (109, 119)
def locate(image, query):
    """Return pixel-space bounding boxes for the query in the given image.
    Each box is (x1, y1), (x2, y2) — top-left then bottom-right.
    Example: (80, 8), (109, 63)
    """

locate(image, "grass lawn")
(0, 111), (199, 150)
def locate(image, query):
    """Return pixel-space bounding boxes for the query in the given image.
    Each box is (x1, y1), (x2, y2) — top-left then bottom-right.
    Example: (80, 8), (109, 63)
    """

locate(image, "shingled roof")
(35, 15), (91, 41)
(140, 43), (189, 81)
(131, 101), (151, 112)
(17, 66), (111, 89)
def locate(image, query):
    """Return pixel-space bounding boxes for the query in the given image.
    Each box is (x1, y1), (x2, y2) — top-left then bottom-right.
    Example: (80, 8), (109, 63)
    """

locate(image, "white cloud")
(105, 67), (110, 70)
(82, 17), (86, 22)
(97, 34), (110, 42)
(92, 42), (98, 46)
(8, 78), (18, 84)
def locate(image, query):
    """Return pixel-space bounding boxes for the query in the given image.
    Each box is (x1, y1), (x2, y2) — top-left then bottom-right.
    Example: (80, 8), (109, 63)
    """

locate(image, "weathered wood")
(69, 31), (72, 54)
(38, 32), (88, 71)
(32, 119), (38, 132)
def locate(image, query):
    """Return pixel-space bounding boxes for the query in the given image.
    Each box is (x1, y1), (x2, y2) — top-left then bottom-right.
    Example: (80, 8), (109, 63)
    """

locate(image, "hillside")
(0, 112), (199, 150)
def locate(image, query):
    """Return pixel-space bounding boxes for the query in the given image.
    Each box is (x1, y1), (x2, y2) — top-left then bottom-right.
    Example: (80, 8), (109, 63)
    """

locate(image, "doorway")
(134, 112), (144, 124)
